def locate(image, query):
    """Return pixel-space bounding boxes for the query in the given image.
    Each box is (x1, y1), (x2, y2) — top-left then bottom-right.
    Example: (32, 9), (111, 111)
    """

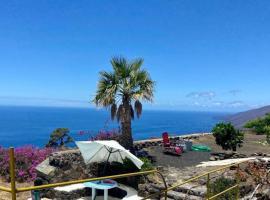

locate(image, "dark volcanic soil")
(147, 146), (211, 168)
(146, 133), (270, 169)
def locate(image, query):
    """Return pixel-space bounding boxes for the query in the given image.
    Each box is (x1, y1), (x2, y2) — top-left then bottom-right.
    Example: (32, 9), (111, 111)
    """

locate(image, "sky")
(0, 0), (270, 112)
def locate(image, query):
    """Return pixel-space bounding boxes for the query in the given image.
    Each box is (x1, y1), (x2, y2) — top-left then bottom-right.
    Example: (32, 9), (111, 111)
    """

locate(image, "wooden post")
(9, 147), (16, 200)
(206, 173), (210, 199)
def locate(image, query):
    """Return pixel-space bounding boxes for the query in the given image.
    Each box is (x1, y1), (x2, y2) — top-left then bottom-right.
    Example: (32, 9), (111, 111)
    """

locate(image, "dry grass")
(193, 133), (270, 155)
(0, 178), (32, 200)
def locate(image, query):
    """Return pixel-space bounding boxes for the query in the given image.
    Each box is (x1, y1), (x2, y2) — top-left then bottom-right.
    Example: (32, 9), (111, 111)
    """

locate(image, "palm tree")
(93, 57), (155, 150)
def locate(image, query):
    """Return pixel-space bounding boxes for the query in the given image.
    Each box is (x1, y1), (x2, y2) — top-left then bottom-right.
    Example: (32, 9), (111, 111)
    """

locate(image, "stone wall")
(35, 149), (139, 199)
(35, 149), (97, 199)
(36, 149), (96, 184)
(134, 134), (202, 150)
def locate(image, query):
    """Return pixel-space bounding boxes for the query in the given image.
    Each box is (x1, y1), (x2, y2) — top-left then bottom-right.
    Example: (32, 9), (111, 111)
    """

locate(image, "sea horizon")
(0, 105), (228, 148)
(0, 104), (235, 113)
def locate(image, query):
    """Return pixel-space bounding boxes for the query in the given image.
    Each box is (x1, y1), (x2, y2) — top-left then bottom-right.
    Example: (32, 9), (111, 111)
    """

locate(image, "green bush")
(212, 123), (244, 151)
(209, 177), (237, 200)
(46, 128), (73, 148)
(245, 118), (266, 135)
(244, 113), (270, 144)
(140, 157), (154, 171)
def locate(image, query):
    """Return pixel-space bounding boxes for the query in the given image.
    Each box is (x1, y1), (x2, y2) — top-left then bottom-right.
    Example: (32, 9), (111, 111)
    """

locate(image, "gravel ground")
(146, 133), (270, 169)
(147, 146), (211, 168)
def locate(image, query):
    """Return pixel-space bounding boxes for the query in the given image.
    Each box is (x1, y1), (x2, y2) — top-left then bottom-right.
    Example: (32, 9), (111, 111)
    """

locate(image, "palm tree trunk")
(120, 99), (134, 151)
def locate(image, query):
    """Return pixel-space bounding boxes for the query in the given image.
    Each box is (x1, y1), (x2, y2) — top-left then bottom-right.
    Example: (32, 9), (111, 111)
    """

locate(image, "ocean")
(0, 106), (227, 147)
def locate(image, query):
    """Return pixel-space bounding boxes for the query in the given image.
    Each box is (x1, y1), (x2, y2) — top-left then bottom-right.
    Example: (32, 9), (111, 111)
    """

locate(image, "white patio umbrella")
(75, 140), (144, 169)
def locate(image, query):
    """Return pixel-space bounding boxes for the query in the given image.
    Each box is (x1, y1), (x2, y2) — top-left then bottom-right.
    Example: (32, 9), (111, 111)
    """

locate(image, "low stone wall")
(36, 149), (95, 183)
(35, 149), (139, 199)
(134, 133), (210, 150)
(35, 149), (96, 199)
(209, 151), (270, 161)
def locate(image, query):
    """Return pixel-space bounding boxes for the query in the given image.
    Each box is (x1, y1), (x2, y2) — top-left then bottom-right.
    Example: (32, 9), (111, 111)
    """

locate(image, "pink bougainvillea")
(90, 129), (120, 141)
(78, 129), (121, 141)
(0, 146), (54, 182)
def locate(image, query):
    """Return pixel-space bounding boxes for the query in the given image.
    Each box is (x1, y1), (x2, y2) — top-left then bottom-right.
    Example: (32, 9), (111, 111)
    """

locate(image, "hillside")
(227, 105), (270, 128)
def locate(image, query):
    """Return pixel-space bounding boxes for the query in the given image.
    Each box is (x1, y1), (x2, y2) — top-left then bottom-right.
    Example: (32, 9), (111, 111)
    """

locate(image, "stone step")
(161, 197), (175, 200)
(172, 183), (207, 197)
(167, 190), (203, 200)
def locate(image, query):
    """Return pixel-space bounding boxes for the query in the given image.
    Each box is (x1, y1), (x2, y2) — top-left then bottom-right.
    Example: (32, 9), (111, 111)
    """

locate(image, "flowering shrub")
(79, 129), (121, 141)
(0, 146), (54, 182)
(91, 129), (120, 141)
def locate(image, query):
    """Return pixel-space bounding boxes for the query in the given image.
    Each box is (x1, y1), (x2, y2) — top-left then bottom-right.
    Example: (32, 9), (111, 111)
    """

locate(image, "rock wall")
(35, 149), (100, 199)
(36, 149), (96, 183)
(134, 134), (201, 150)
(35, 149), (139, 199)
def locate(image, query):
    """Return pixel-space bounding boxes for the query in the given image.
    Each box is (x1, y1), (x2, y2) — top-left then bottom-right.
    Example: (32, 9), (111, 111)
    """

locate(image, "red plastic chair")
(162, 132), (183, 156)
(162, 132), (171, 147)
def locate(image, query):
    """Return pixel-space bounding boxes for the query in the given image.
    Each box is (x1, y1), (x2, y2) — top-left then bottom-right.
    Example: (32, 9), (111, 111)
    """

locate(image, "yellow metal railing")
(142, 162), (245, 200)
(0, 147), (248, 200)
(0, 148), (163, 200)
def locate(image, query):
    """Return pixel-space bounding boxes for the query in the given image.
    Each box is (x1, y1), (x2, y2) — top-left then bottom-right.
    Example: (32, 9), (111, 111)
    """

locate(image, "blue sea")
(0, 106), (227, 147)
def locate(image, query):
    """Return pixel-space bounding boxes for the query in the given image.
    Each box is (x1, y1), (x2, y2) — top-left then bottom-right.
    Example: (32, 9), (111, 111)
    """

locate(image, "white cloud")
(186, 91), (216, 100)
(212, 101), (224, 106)
(227, 101), (245, 107)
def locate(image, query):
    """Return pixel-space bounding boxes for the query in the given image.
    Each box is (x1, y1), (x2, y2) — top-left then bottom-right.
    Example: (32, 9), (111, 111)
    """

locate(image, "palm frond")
(130, 58), (143, 72)
(131, 70), (155, 102)
(134, 100), (142, 118)
(117, 104), (124, 122)
(111, 57), (129, 78)
(93, 70), (119, 107)
(111, 103), (117, 120)
(130, 105), (134, 120)
(93, 56), (155, 123)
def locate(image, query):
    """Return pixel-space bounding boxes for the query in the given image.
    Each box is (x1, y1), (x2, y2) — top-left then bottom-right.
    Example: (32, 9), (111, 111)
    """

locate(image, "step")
(167, 190), (203, 200)
(161, 197), (175, 200)
(172, 183), (207, 197)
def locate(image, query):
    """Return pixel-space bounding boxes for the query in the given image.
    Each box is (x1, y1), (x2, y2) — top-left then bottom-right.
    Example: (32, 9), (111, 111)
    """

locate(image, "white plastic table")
(84, 179), (118, 200)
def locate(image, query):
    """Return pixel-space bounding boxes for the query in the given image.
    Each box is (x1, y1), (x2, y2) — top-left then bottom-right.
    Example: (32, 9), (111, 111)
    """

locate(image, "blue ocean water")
(0, 106), (227, 147)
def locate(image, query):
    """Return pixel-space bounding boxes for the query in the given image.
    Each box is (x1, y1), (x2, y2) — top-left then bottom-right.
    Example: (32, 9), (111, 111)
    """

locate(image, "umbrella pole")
(102, 149), (112, 176)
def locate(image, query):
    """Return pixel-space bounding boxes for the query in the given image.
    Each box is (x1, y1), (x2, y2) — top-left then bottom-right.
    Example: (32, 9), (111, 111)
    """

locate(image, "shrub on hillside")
(212, 123), (244, 151)
(209, 177), (237, 200)
(0, 146), (54, 182)
(244, 113), (270, 144)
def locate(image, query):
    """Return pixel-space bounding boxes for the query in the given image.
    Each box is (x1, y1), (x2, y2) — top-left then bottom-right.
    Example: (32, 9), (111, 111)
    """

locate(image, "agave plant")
(93, 57), (155, 150)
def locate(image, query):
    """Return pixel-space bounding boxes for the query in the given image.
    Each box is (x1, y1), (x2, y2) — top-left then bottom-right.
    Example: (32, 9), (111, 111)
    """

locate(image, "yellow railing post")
(236, 164), (240, 200)
(156, 171), (167, 200)
(206, 173), (210, 200)
(9, 147), (16, 200)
